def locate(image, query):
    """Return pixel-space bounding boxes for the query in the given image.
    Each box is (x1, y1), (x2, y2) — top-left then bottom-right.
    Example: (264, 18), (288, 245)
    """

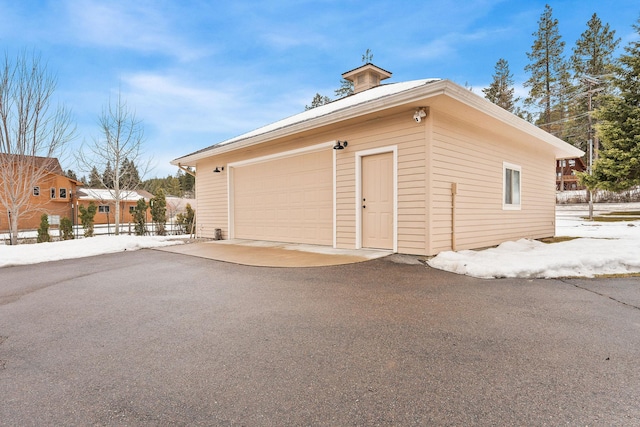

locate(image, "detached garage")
(172, 64), (583, 256)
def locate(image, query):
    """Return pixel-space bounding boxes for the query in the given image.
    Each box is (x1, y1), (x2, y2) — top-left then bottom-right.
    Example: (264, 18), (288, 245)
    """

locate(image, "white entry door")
(361, 152), (394, 250)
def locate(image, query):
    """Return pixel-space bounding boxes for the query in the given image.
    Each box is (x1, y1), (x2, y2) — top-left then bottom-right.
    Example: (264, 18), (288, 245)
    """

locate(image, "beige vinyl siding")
(194, 157), (228, 238)
(332, 111), (428, 254)
(430, 111), (556, 253)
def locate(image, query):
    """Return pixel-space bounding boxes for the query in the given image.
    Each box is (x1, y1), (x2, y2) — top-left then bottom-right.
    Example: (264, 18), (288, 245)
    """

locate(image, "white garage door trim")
(227, 141), (337, 247)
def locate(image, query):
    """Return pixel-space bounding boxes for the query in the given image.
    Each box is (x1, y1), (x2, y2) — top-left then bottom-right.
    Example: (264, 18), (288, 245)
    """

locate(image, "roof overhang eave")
(441, 83), (585, 160)
(171, 80), (585, 166)
(170, 80), (447, 167)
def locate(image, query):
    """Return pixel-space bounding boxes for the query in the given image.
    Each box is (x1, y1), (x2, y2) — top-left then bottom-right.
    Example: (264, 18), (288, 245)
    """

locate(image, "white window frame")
(98, 205), (110, 213)
(50, 187), (56, 199)
(59, 188), (67, 199)
(503, 162), (521, 210)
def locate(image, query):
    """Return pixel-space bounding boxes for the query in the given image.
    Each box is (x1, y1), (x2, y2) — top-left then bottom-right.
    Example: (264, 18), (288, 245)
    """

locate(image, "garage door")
(233, 149), (333, 245)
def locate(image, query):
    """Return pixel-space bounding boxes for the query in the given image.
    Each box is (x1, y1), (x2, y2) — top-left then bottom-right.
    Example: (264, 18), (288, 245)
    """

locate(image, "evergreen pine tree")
(88, 166), (102, 188)
(568, 13), (620, 153)
(166, 175), (181, 197)
(150, 188), (167, 236)
(119, 158), (141, 189)
(178, 169), (195, 196)
(65, 169), (78, 181)
(483, 58), (519, 112)
(582, 18), (640, 192)
(305, 93), (333, 110)
(79, 202), (97, 237)
(334, 79), (354, 99)
(524, 4), (571, 136)
(176, 203), (195, 235)
(37, 214), (50, 243)
(60, 217), (74, 240)
(102, 161), (114, 189)
(132, 198), (147, 236)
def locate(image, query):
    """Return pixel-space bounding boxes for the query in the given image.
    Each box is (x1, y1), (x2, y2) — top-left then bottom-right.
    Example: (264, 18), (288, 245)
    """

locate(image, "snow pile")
(0, 235), (184, 268)
(428, 219), (640, 279)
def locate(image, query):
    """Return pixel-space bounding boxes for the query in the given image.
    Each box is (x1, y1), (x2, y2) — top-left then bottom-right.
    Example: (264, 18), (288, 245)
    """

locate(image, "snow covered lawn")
(428, 203), (640, 279)
(0, 235), (185, 268)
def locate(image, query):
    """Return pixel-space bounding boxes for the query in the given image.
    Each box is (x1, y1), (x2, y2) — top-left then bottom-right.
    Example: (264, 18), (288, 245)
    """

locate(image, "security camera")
(413, 109), (426, 123)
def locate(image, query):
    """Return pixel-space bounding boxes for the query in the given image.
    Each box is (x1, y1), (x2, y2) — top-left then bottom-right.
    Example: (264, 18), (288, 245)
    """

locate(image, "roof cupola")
(341, 63), (392, 94)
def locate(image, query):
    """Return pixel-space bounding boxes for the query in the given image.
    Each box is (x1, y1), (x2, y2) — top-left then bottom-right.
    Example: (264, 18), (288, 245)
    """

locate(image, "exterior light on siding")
(333, 140), (348, 150)
(413, 108), (427, 123)
(213, 166), (224, 173)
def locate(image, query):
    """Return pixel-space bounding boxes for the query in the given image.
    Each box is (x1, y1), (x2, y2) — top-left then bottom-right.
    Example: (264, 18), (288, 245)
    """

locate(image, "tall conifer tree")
(568, 13), (620, 153)
(483, 58), (519, 113)
(524, 4), (570, 136)
(583, 19), (640, 192)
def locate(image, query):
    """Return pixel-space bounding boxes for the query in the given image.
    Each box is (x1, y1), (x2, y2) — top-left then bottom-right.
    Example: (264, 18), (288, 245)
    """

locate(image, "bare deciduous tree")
(76, 91), (148, 235)
(0, 51), (75, 245)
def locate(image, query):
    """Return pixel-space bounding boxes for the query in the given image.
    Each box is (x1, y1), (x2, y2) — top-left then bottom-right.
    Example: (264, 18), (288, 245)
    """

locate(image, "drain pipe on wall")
(451, 182), (458, 251)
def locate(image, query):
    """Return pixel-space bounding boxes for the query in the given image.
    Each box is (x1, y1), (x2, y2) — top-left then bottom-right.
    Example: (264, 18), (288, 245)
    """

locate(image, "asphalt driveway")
(1, 250), (639, 426)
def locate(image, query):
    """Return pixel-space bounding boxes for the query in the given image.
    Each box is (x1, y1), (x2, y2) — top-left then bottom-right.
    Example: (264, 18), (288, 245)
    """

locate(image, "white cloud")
(63, 0), (211, 61)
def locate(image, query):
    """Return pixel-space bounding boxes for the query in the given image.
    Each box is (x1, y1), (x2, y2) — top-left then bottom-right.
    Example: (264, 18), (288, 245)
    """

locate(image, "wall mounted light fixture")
(413, 107), (428, 123)
(213, 166), (224, 173)
(333, 140), (348, 150)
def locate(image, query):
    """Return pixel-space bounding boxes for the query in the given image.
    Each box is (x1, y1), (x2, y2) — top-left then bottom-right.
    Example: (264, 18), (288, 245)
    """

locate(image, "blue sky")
(1, 0), (638, 178)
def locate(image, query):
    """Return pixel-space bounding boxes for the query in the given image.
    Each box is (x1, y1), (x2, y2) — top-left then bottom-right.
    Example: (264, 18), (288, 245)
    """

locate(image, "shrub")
(132, 198), (147, 236)
(79, 202), (97, 237)
(176, 203), (195, 235)
(37, 214), (50, 243)
(60, 217), (74, 240)
(150, 188), (167, 236)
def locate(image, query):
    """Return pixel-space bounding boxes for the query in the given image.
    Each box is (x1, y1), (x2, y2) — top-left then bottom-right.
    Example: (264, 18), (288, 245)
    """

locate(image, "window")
(33, 186), (40, 196)
(50, 188), (56, 199)
(98, 205), (110, 213)
(59, 188), (67, 199)
(503, 162), (521, 210)
(129, 206), (135, 213)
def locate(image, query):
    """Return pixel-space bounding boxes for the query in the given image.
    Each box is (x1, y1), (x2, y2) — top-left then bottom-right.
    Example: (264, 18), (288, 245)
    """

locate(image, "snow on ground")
(428, 203), (640, 279)
(1, 203), (640, 279)
(0, 235), (185, 268)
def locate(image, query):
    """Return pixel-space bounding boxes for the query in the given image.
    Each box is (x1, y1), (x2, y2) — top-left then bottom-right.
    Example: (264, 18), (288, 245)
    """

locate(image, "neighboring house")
(556, 157), (587, 191)
(0, 155), (82, 232)
(171, 63), (584, 256)
(166, 196), (196, 224)
(77, 188), (154, 225)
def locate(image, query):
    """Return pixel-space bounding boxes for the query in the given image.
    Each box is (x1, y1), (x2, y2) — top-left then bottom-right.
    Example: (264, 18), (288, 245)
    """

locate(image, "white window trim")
(50, 187), (56, 199)
(503, 161), (522, 211)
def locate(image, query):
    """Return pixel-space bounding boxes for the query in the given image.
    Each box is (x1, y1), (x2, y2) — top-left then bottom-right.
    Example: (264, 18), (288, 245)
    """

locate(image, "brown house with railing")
(76, 188), (154, 226)
(0, 156), (82, 232)
(556, 157), (587, 191)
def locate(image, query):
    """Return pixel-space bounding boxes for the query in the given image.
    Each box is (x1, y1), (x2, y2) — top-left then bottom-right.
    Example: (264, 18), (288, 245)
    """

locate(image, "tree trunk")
(9, 207), (19, 245)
